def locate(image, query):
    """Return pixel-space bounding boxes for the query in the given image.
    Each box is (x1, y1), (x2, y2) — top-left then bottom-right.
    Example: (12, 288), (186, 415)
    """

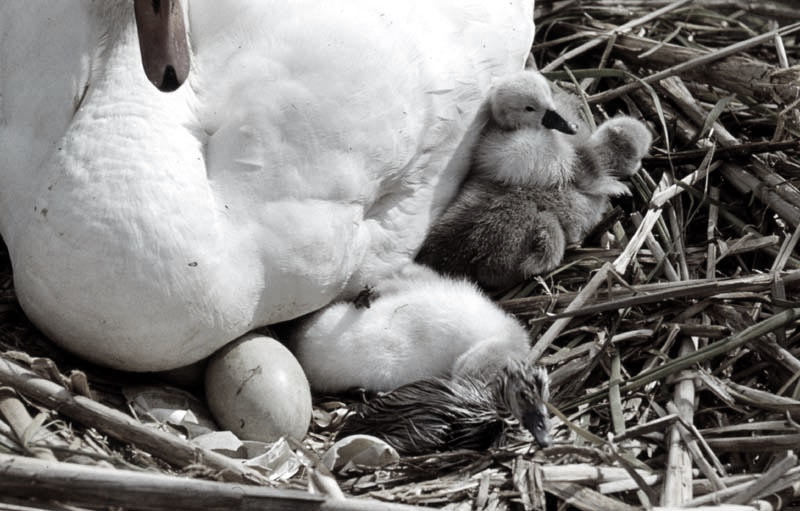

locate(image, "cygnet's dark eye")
(525, 106), (536, 112)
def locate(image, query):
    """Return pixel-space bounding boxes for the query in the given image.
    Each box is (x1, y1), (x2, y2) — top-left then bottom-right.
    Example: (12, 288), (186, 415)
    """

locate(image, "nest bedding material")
(2, 1), (800, 509)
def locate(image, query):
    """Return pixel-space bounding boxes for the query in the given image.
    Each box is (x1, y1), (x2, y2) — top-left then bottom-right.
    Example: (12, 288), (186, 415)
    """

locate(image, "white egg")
(205, 333), (312, 442)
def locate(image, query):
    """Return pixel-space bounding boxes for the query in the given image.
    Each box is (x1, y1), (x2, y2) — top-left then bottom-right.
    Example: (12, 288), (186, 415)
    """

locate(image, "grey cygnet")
(417, 70), (652, 289)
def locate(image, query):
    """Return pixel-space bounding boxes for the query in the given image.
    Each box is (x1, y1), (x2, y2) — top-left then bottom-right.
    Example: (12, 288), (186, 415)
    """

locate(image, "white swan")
(0, 1), (535, 372)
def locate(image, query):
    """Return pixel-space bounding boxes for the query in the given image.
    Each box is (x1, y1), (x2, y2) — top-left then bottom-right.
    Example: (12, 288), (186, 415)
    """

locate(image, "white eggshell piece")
(205, 334), (312, 442)
(322, 434), (400, 473)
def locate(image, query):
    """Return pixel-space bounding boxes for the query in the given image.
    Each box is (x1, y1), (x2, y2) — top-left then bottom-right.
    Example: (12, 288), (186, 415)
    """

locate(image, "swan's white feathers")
(0, 1), (534, 370)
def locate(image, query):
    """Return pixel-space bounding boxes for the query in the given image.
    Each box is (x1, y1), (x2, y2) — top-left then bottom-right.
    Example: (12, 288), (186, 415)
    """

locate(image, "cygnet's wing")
(584, 117), (653, 177)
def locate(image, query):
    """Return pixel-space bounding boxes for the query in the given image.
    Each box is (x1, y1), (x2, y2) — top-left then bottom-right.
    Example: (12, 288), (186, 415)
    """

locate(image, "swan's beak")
(542, 109), (578, 135)
(133, 0), (190, 92)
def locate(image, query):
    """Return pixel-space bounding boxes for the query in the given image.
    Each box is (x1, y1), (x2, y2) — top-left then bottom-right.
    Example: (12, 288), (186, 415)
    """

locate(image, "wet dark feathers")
(339, 376), (509, 454)
(338, 362), (551, 455)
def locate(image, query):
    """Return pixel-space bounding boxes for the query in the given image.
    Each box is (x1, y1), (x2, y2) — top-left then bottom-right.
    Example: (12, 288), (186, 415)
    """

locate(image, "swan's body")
(418, 71), (651, 289)
(287, 265), (531, 393)
(0, 1), (534, 371)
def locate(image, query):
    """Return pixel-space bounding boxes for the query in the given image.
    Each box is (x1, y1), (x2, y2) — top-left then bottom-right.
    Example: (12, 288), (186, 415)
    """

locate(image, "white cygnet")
(286, 264), (531, 393)
(417, 70), (652, 289)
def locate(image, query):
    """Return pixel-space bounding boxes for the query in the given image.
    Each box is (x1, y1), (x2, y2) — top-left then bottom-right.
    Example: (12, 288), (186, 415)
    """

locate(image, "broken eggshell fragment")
(322, 434), (400, 473)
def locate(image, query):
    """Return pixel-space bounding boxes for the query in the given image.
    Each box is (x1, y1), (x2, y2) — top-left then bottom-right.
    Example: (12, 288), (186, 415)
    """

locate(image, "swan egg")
(205, 333), (312, 442)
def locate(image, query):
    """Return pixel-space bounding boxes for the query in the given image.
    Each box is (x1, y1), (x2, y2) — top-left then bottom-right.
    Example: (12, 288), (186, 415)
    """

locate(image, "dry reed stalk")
(0, 387), (57, 462)
(544, 481), (640, 511)
(686, 465), (800, 507)
(503, 270), (800, 318)
(540, 0), (694, 72)
(0, 356), (270, 485)
(609, 29), (800, 104)
(0, 453), (431, 511)
(589, 22), (800, 103)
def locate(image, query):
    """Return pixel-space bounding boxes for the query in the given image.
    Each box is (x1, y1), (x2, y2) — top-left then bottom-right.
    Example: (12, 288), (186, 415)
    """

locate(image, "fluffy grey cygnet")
(417, 70), (652, 289)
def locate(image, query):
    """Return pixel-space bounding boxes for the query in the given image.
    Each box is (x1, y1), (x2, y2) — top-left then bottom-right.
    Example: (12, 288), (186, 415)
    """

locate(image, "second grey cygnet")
(417, 70), (652, 289)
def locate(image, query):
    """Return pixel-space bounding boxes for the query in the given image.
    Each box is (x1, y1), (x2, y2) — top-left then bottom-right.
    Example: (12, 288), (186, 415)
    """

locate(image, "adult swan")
(0, 1), (534, 393)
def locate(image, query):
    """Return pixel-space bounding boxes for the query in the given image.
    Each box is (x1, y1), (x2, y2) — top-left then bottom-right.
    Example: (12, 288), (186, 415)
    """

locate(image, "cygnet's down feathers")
(287, 267), (530, 393)
(417, 71), (652, 289)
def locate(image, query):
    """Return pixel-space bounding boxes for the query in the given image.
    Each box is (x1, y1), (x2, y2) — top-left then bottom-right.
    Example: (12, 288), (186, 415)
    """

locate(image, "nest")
(2, 1), (800, 509)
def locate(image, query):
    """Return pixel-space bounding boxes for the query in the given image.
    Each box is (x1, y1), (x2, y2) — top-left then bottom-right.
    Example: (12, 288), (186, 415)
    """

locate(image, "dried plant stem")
(614, 207), (665, 274)
(707, 187), (720, 278)
(726, 453), (798, 505)
(609, 351), (625, 436)
(660, 341), (696, 506)
(725, 381), (800, 415)
(504, 270), (800, 320)
(632, 212), (679, 280)
(685, 464), (800, 507)
(588, 22), (800, 103)
(722, 163), (800, 228)
(540, 0), (693, 72)
(0, 356), (269, 484)
(544, 481), (640, 511)
(563, 308), (800, 410)
(527, 263), (614, 363)
(0, 453), (428, 511)
(645, 140), (799, 165)
(0, 387), (57, 461)
(611, 28), (800, 104)
(655, 75), (800, 227)
(541, 464), (655, 485)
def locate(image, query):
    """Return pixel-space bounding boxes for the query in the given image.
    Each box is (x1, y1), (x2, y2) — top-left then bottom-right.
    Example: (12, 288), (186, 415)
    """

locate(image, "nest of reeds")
(2, 1), (800, 510)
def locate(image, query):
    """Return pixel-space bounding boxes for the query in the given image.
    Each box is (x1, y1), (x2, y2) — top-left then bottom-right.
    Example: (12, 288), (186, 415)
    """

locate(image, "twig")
(562, 308), (800, 410)
(588, 22), (800, 103)
(0, 453), (427, 511)
(660, 341), (695, 506)
(540, 0), (693, 72)
(0, 356), (269, 484)
(504, 270), (800, 320)
(725, 452), (797, 505)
